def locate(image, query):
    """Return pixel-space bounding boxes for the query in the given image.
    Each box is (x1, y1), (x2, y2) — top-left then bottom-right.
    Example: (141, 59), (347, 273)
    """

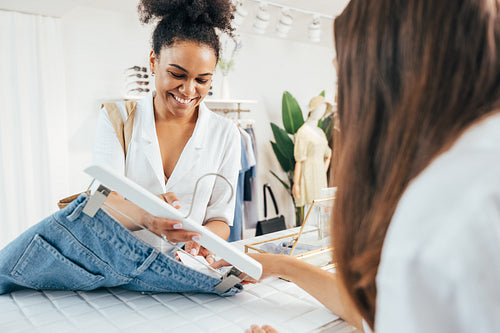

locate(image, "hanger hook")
(184, 173), (234, 219)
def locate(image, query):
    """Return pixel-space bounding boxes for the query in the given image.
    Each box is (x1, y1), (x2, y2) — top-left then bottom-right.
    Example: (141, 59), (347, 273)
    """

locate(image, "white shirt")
(92, 92), (241, 251)
(374, 113), (500, 332)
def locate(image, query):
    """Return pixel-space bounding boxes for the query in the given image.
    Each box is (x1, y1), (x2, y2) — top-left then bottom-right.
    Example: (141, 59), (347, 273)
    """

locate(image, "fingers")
(240, 275), (258, 284)
(147, 192), (195, 242)
(199, 247), (216, 264)
(162, 230), (200, 243)
(180, 244), (217, 264)
(175, 245), (215, 266)
(157, 192), (181, 209)
(209, 259), (258, 284)
(184, 240), (201, 256)
(205, 254), (216, 265)
(210, 259), (229, 269)
(146, 216), (200, 242)
(262, 325), (278, 333)
(246, 324), (278, 333)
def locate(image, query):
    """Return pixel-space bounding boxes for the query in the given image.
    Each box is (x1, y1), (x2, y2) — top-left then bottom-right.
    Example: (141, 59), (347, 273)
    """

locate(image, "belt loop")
(132, 249), (160, 277)
(66, 197), (88, 222)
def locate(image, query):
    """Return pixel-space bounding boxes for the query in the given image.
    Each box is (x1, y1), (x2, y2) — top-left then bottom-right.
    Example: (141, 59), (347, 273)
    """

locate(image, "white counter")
(0, 229), (358, 333)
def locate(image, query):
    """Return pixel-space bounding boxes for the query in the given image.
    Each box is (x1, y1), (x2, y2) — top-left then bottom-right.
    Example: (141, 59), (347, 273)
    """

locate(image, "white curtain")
(0, 11), (69, 248)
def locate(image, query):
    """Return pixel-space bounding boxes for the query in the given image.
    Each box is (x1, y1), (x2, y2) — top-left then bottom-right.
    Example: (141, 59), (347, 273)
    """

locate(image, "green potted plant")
(270, 90), (327, 226)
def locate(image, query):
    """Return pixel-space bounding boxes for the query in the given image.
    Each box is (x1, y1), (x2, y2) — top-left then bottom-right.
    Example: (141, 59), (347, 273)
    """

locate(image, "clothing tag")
(177, 251), (221, 279)
(82, 185), (111, 217)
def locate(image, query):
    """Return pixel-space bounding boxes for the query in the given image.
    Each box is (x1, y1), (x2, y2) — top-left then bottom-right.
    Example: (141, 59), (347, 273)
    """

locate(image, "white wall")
(60, 5), (336, 230)
(60, 5), (152, 192)
(221, 33), (336, 228)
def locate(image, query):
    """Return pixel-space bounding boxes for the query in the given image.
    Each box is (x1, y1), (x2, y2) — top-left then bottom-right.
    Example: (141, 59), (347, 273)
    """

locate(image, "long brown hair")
(332, 0), (500, 328)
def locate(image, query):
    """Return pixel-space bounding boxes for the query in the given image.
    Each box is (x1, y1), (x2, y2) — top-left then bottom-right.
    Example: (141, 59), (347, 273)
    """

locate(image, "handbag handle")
(263, 183), (279, 217)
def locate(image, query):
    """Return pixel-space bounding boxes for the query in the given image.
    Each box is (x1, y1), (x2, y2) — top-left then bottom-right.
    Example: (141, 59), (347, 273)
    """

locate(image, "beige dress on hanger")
(294, 124), (331, 207)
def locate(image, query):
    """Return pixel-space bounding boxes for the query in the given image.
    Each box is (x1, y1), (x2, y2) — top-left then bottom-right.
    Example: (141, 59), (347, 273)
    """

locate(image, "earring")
(151, 72), (155, 77)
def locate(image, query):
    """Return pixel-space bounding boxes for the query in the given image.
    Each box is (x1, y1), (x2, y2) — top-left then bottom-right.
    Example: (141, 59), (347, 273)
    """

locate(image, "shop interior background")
(0, 0), (349, 248)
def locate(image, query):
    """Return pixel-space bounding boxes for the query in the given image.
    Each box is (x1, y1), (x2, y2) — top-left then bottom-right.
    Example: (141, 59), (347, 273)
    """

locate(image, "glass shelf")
(245, 196), (335, 270)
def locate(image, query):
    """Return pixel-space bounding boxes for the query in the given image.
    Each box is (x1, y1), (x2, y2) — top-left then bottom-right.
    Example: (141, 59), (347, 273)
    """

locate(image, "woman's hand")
(141, 192), (201, 243)
(211, 253), (290, 282)
(178, 242), (216, 264)
(246, 324), (278, 333)
(247, 253), (289, 280)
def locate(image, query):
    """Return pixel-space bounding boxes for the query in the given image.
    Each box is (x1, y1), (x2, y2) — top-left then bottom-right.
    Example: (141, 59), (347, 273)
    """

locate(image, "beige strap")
(102, 101), (136, 157)
(124, 101), (136, 156)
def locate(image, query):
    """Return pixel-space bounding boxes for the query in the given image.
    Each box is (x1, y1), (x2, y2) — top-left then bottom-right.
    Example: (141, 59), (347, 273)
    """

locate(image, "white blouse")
(92, 92), (241, 251)
(374, 112), (500, 332)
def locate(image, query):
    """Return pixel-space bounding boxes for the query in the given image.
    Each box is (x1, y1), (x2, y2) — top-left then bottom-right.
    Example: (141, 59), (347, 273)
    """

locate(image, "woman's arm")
(204, 220), (230, 240)
(247, 253), (364, 330)
(292, 161), (302, 199)
(324, 155), (331, 173)
(183, 220), (230, 263)
(103, 191), (201, 243)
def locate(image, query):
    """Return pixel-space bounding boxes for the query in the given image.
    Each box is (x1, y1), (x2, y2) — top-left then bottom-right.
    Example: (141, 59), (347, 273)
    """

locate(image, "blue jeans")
(0, 194), (241, 296)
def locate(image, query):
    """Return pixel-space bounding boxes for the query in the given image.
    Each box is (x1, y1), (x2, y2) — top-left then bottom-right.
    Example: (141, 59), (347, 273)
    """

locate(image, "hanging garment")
(243, 127), (260, 229)
(228, 137), (251, 242)
(243, 127), (257, 201)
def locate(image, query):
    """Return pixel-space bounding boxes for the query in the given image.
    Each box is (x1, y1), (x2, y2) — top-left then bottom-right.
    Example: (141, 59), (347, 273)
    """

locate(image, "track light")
(232, 0), (248, 29)
(308, 14), (321, 42)
(276, 7), (293, 38)
(237, 0), (332, 43)
(253, 2), (270, 34)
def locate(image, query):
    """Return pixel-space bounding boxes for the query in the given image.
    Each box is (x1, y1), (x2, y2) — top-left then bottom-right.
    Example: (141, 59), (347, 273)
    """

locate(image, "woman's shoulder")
(377, 138), (500, 331)
(380, 113), (500, 273)
(100, 94), (152, 121)
(378, 160), (500, 307)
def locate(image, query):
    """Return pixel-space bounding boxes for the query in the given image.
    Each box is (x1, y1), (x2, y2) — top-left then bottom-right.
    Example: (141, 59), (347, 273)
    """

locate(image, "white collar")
(139, 91), (209, 148)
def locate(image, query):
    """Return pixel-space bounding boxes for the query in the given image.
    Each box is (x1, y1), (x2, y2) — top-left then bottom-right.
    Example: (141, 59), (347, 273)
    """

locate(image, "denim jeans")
(0, 194), (242, 296)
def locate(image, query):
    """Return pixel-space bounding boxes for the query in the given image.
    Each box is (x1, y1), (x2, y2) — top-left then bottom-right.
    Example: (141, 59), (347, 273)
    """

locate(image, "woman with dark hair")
(0, 0), (244, 296)
(93, 0), (240, 261)
(237, 0), (500, 331)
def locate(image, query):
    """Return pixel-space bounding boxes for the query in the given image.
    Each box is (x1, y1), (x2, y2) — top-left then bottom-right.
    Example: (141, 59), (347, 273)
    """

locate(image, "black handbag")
(255, 184), (287, 236)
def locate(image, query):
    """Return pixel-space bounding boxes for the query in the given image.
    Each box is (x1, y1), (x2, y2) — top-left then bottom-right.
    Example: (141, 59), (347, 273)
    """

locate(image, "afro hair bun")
(138, 0), (235, 36)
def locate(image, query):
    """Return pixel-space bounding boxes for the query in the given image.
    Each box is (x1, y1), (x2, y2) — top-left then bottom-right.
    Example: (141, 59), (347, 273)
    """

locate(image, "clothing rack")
(211, 108), (251, 120)
(236, 118), (255, 129)
(204, 99), (257, 120)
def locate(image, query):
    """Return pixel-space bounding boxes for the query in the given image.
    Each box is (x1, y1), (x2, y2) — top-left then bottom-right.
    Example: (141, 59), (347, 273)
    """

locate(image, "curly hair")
(138, 0), (235, 60)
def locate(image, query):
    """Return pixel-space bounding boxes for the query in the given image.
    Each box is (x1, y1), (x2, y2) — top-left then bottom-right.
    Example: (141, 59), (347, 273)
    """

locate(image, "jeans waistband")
(54, 193), (159, 266)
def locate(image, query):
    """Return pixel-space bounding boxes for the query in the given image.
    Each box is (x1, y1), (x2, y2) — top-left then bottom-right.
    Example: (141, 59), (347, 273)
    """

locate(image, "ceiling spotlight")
(276, 7), (293, 38)
(253, 2), (270, 34)
(308, 14), (321, 42)
(232, 1), (248, 29)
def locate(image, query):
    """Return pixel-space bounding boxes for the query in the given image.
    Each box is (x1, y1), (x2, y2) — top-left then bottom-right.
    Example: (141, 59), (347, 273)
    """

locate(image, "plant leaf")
(271, 123), (294, 168)
(271, 141), (293, 172)
(319, 90), (325, 97)
(282, 91), (304, 134)
(270, 170), (290, 190)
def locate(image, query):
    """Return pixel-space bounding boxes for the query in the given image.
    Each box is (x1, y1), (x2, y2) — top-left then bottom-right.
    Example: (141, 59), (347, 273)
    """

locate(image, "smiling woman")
(92, 0), (241, 261)
(0, 0), (249, 298)
(150, 42), (216, 120)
